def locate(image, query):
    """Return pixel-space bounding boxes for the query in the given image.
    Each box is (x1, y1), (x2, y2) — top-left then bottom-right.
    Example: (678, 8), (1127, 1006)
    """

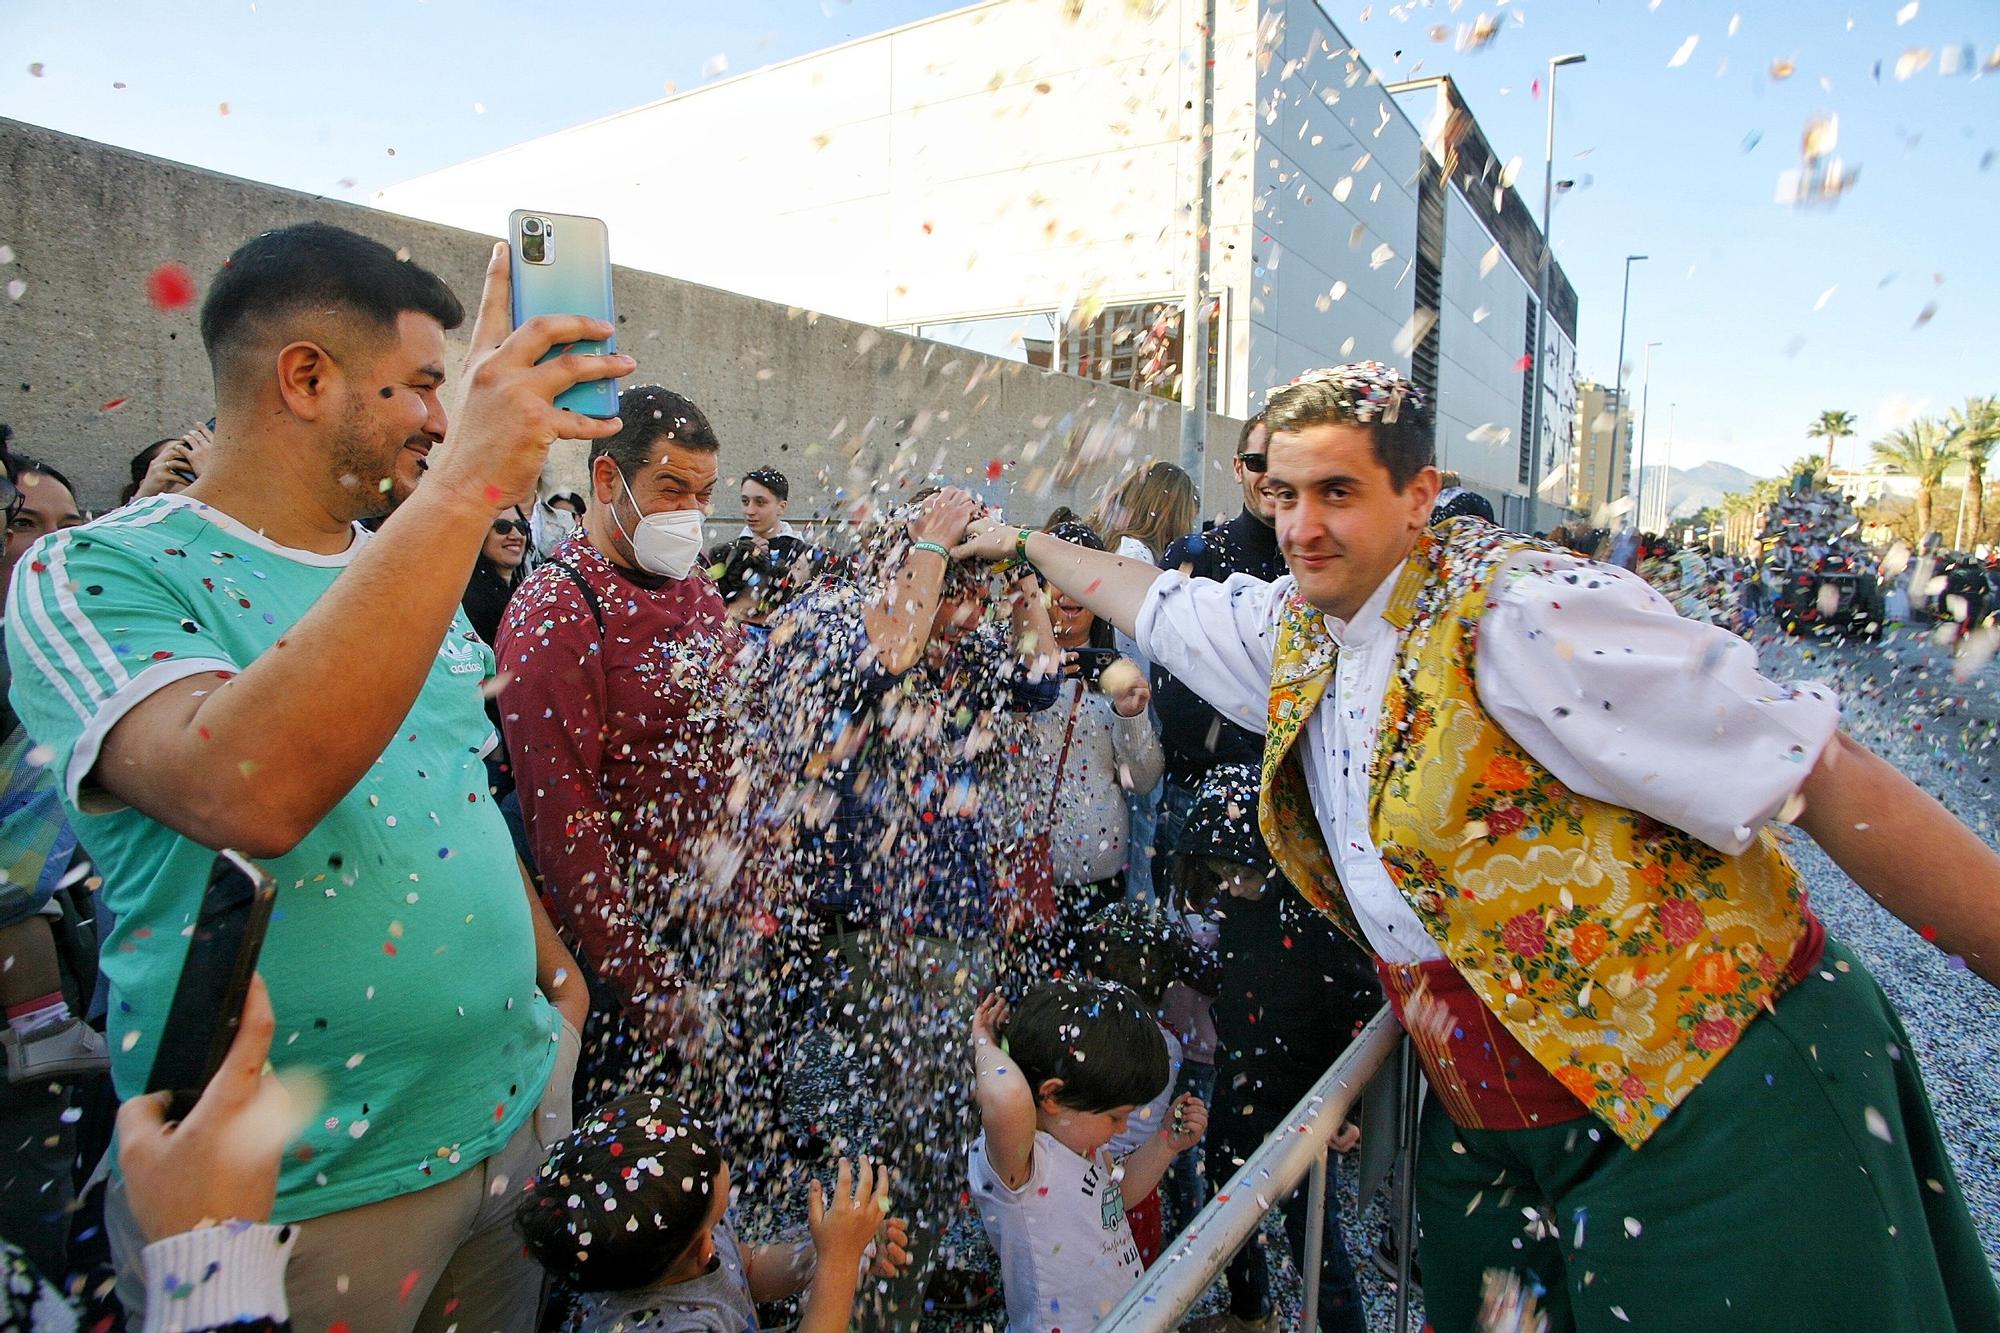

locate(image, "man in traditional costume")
(953, 363), (2000, 1331)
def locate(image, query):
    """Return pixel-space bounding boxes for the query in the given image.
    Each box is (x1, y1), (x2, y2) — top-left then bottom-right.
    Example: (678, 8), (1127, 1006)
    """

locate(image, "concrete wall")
(0, 117), (1240, 518)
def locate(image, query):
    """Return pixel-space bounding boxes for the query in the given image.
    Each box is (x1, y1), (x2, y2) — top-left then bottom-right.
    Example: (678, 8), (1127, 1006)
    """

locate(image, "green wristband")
(911, 540), (952, 561)
(1016, 527), (1034, 564)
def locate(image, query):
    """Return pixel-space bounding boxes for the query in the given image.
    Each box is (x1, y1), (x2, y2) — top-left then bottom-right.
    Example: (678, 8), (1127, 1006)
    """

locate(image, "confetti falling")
(145, 261), (197, 310)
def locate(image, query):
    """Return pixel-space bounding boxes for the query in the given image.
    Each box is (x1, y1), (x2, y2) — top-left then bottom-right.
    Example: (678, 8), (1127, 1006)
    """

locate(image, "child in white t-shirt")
(967, 980), (1208, 1333)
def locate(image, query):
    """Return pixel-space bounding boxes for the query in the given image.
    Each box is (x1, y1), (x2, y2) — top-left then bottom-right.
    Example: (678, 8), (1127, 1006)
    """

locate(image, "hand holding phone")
(1068, 647), (1117, 687)
(144, 850), (277, 1122)
(424, 241), (631, 514)
(119, 971), (287, 1242)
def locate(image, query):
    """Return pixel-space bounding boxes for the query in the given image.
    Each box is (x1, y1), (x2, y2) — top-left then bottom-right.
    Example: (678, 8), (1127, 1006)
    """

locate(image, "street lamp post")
(1632, 340), (1663, 530)
(1607, 254), (1647, 510)
(1524, 51), (1587, 535)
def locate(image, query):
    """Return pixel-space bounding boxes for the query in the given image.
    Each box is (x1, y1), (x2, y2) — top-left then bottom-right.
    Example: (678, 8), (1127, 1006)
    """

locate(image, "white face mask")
(613, 474), (705, 579)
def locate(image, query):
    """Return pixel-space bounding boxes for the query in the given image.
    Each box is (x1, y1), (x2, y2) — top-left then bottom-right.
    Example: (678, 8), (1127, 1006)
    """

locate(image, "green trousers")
(1416, 938), (1999, 1332)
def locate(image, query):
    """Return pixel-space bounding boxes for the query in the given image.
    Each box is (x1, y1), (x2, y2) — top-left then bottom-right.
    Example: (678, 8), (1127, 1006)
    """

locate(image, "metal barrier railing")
(1095, 1005), (1418, 1332)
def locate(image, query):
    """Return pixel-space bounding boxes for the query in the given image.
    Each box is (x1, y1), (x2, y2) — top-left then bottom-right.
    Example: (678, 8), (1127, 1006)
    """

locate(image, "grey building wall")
(0, 118), (1241, 520)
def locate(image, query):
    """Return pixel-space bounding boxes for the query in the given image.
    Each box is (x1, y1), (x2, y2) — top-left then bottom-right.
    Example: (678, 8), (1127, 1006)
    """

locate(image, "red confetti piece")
(608, 1142), (624, 1156)
(383, 941), (397, 955)
(483, 484), (505, 504)
(1919, 925), (1938, 941)
(921, 221), (935, 235)
(399, 1270), (422, 1305)
(494, 1102), (507, 1122)
(100, 397), (131, 414)
(146, 262), (197, 311)
(986, 459), (1005, 482)
(1514, 354), (1533, 372)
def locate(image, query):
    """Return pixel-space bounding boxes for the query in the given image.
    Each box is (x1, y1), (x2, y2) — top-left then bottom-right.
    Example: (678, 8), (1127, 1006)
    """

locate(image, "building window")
(1070, 297), (1221, 410)
(915, 312), (1060, 369)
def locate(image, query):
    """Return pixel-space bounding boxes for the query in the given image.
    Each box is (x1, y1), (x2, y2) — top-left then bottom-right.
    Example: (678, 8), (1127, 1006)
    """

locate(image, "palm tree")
(1810, 409), (1857, 469)
(1945, 396), (2000, 544)
(1871, 417), (1957, 542)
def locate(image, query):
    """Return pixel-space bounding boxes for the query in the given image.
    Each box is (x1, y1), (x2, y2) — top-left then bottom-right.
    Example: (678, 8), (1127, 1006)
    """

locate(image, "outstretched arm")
(1118, 1093), (1206, 1206)
(1796, 730), (2000, 987)
(953, 519), (1166, 641)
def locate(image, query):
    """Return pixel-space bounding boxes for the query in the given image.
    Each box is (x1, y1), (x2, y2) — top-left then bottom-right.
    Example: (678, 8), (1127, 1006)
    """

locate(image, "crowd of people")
(0, 220), (1996, 1333)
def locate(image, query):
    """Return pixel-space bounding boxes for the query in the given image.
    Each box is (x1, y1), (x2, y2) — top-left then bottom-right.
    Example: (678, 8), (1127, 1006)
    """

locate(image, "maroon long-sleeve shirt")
(495, 534), (742, 1021)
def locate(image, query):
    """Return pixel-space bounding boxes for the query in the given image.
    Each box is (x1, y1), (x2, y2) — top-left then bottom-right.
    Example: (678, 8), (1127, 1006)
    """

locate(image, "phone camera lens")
(523, 217), (544, 235)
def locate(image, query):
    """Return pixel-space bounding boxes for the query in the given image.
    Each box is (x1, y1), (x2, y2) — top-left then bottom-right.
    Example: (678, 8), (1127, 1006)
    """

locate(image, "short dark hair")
(1003, 979), (1169, 1113)
(5, 450), (77, 505)
(590, 385), (719, 481)
(1263, 363), (1433, 491)
(743, 466), (789, 502)
(1236, 412), (1267, 454)
(199, 222), (463, 377)
(516, 1092), (723, 1293)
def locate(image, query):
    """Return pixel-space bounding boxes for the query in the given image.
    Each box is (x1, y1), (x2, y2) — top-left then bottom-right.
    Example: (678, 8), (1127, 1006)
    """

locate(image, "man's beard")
(328, 403), (419, 520)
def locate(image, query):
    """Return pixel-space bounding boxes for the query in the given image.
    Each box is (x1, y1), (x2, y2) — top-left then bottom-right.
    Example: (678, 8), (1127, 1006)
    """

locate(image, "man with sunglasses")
(1154, 414), (1285, 852)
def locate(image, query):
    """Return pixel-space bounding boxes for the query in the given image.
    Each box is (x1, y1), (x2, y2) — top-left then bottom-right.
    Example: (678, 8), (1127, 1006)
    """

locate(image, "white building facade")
(376, 0), (1576, 519)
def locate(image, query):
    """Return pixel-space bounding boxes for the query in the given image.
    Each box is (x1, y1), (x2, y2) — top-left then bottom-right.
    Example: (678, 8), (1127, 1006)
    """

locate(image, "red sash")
(1376, 909), (1827, 1132)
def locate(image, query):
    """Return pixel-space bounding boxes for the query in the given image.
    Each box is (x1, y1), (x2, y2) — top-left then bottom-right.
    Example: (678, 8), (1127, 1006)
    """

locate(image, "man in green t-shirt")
(5, 222), (630, 1331)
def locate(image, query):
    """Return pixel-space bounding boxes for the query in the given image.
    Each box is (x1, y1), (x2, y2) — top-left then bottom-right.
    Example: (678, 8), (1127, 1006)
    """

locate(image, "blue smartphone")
(508, 210), (620, 418)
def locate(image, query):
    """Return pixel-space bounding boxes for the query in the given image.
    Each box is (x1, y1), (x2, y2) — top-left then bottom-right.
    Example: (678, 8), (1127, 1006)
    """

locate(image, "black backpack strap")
(548, 559), (606, 636)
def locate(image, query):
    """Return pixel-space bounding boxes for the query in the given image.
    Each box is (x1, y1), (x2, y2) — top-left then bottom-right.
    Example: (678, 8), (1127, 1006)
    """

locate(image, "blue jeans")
(1156, 780), (1197, 871)
(1123, 777), (1163, 903)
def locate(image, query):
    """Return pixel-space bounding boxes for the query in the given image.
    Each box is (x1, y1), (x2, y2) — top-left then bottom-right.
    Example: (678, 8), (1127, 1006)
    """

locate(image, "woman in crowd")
(1085, 460), (1197, 903)
(1030, 521), (1164, 950)
(462, 504), (532, 648)
(462, 504), (532, 843)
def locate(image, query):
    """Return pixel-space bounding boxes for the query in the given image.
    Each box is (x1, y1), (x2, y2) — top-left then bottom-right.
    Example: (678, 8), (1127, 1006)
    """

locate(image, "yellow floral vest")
(1258, 522), (1810, 1146)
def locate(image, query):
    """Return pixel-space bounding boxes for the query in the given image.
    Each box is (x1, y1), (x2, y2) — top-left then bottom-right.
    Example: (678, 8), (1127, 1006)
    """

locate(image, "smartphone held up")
(508, 210), (621, 419)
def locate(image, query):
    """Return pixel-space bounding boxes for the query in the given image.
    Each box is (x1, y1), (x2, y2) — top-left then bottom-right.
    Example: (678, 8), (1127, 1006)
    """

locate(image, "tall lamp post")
(1607, 253), (1647, 510)
(1632, 340), (1664, 530)
(1524, 51), (1587, 535)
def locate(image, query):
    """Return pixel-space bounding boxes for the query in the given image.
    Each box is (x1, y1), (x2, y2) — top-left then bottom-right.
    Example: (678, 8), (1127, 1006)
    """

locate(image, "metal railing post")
(1392, 1036), (1422, 1333)
(1300, 1149), (1329, 1330)
(1095, 1006), (1402, 1331)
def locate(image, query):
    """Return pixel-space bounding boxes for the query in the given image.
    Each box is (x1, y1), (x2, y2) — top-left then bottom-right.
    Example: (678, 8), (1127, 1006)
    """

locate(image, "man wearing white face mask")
(496, 386), (741, 1111)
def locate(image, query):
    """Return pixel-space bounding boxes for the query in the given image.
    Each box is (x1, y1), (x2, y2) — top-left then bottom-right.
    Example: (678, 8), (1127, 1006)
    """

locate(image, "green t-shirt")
(4, 494), (558, 1222)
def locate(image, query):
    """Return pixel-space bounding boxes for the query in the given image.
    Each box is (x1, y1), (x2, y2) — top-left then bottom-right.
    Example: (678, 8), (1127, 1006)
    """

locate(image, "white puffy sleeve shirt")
(1136, 549), (1841, 964)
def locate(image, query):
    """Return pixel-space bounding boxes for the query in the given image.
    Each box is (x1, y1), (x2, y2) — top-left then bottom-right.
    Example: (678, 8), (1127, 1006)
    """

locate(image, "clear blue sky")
(3, 0), (1994, 477)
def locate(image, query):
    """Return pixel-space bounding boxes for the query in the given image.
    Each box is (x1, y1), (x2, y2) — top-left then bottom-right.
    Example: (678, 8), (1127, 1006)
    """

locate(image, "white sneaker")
(2, 1016), (111, 1085)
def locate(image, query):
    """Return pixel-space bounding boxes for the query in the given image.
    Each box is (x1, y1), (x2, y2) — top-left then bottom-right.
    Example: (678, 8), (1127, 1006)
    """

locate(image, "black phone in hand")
(1072, 648), (1118, 688)
(144, 849), (276, 1122)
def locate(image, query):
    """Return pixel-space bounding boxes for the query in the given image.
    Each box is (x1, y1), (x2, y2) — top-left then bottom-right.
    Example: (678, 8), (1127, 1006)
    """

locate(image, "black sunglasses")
(0, 469), (18, 524)
(491, 518), (531, 537)
(1238, 452), (1268, 474)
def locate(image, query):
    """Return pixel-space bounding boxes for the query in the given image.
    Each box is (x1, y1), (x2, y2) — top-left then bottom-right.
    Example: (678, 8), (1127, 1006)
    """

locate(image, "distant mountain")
(1665, 461), (1762, 517)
